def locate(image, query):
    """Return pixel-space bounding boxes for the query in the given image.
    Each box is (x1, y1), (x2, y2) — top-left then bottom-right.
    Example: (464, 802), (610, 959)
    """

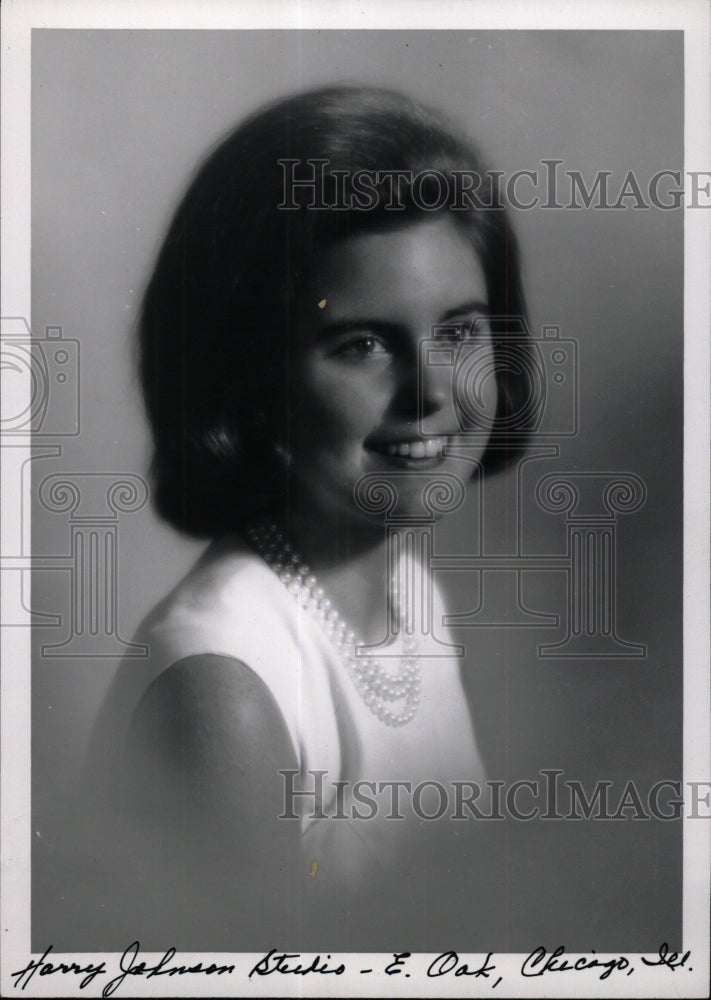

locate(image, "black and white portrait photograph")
(1, 1), (709, 996)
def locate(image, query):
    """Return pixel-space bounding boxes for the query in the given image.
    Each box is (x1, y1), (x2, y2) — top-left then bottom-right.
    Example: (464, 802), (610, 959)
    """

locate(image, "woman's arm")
(99, 654), (304, 950)
(127, 653), (299, 848)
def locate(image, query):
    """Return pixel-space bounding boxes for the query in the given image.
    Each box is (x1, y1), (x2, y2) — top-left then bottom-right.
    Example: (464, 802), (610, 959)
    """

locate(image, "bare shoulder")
(74, 654), (303, 950)
(131, 653), (295, 759)
(126, 654), (298, 839)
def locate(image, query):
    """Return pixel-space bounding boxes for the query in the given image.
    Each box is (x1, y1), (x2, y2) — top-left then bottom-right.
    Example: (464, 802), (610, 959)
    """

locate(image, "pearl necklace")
(245, 521), (421, 727)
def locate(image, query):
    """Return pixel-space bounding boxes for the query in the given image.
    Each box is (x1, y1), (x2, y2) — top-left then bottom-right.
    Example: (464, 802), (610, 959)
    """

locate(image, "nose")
(393, 345), (450, 421)
(419, 363), (449, 418)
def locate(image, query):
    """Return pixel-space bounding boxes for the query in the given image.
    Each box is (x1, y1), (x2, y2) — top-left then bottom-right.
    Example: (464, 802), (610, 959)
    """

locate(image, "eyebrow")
(439, 300), (489, 321)
(313, 301), (490, 341)
(311, 318), (395, 342)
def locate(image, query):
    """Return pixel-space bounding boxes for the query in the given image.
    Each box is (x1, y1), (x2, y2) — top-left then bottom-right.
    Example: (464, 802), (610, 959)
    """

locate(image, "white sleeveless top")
(98, 533), (487, 900)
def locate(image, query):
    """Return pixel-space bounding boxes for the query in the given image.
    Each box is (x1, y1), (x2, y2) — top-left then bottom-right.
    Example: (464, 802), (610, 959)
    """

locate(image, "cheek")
(454, 342), (500, 430)
(482, 367), (499, 421)
(292, 365), (389, 438)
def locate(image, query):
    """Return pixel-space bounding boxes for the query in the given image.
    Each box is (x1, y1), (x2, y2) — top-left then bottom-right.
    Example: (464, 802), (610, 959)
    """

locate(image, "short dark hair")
(139, 85), (535, 538)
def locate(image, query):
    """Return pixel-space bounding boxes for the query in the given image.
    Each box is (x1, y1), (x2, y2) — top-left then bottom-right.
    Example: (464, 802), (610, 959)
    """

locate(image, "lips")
(368, 435), (447, 459)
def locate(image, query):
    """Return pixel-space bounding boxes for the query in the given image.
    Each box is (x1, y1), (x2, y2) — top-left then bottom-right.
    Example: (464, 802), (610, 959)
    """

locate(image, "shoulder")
(129, 652), (296, 773)
(138, 533), (299, 670)
(80, 653), (302, 949)
(89, 536), (324, 783)
(123, 653), (299, 850)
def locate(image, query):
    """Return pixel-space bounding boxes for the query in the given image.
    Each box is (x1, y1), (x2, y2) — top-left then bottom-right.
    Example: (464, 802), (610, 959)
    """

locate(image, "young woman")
(81, 85), (535, 952)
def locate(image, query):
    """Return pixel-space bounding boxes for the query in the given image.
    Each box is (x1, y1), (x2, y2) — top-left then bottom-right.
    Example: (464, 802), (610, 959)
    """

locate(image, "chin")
(350, 469), (469, 526)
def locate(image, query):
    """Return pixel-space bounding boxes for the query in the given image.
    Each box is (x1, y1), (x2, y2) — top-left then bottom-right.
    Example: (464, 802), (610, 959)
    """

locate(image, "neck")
(282, 506), (391, 645)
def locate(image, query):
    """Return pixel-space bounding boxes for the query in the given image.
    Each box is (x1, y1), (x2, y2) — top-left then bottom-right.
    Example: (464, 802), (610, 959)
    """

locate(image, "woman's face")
(286, 215), (498, 531)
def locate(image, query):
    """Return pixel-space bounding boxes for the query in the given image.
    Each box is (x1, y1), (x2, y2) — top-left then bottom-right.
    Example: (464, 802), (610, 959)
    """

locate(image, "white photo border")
(1, 1), (709, 997)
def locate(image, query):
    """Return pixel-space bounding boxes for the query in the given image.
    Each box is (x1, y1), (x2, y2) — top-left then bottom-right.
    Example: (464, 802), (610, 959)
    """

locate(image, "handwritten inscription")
(11, 942), (236, 996)
(9, 941), (695, 995)
(427, 950), (499, 980)
(11, 947), (106, 991)
(641, 941), (692, 971)
(248, 949), (346, 977)
(522, 945), (632, 980)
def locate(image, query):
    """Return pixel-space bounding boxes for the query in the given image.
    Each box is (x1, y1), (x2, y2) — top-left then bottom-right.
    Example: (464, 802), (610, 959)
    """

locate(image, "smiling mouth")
(368, 435), (447, 459)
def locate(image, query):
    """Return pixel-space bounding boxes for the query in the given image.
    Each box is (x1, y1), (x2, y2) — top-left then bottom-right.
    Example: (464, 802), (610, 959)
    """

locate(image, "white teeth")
(379, 437), (445, 458)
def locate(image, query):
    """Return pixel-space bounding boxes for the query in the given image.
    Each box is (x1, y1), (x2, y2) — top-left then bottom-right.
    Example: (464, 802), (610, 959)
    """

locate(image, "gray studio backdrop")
(30, 30), (682, 948)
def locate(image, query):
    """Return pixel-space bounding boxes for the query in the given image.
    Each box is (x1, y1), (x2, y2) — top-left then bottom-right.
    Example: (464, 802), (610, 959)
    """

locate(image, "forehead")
(306, 216), (487, 320)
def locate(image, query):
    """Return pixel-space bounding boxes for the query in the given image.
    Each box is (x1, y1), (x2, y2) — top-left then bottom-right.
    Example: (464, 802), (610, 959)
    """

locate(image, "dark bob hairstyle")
(139, 85), (536, 538)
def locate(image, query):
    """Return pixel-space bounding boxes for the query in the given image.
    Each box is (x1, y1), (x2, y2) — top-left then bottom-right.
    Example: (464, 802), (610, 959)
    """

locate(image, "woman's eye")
(334, 334), (389, 359)
(436, 325), (464, 343)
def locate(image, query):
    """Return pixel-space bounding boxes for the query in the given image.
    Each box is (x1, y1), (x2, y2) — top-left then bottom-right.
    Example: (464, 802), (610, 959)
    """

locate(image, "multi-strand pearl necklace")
(245, 521), (421, 727)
